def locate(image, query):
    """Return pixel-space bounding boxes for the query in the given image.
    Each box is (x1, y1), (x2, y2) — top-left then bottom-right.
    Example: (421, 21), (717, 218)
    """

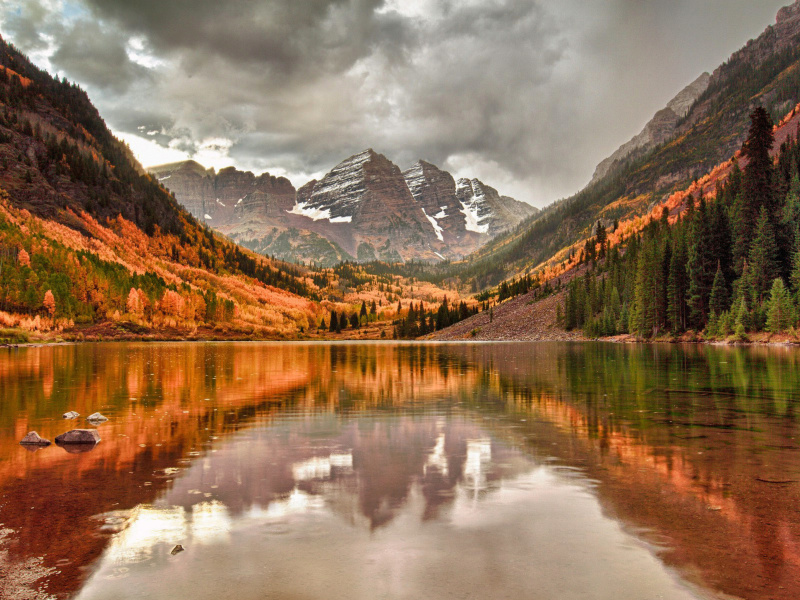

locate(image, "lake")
(0, 342), (799, 600)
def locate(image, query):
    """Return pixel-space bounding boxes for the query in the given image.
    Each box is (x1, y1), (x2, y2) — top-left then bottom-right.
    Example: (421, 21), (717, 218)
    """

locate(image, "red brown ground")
(428, 289), (582, 342)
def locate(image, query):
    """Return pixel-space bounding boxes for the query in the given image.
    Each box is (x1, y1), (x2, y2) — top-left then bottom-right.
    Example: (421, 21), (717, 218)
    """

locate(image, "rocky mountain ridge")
(591, 72), (711, 183)
(150, 150), (538, 266)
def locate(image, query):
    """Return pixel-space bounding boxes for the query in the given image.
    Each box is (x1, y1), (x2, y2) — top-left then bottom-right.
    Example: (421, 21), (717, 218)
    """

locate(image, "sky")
(0, 0), (792, 207)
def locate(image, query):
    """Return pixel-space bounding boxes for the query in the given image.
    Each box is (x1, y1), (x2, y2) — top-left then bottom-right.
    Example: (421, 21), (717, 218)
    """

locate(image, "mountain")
(440, 0), (800, 291)
(293, 149), (443, 262)
(403, 160), (539, 256)
(591, 72), (711, 183)
(150, 151), (536, 266)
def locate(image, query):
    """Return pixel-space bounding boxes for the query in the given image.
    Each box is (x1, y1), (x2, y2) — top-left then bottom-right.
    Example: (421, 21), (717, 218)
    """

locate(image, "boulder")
(20, 431), (51, 446)
(86, 412), (108, 422)
(63, 411), (80, 419)
(55, 429), (101, 444)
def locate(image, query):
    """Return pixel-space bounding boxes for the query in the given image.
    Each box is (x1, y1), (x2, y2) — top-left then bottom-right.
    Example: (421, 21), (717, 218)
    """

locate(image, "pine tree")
(790, 229), (800, 302)
(709, 264), (729, 316)
(667, 232), (688, 332)
(710, 200), (733, 283)
(595, 221), (607, 258)
(748, 206), (780, 302)
(329, 310), (338, 332)
(732, 107), (776, 274)
(742, 107), (776, 217)
(766, 278), (795, 333)
(687, 196), (715, 328)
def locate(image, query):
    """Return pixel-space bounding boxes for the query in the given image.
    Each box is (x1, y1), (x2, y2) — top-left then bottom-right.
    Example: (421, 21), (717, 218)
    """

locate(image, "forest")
(564, 107), (800, 341)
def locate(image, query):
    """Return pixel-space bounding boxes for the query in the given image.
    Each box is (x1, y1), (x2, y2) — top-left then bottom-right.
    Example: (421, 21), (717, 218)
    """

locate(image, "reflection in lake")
(0, 342), (799, 599)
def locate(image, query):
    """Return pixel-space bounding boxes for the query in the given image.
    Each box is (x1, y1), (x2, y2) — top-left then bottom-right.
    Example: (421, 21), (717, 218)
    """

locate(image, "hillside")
(432, 101), (800, 343)
(437, 0), (800, 292)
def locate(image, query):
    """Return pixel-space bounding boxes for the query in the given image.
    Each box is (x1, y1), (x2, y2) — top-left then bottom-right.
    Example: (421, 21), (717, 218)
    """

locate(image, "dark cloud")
(50, 20), (150, 93)
(0, 0), (793, 205)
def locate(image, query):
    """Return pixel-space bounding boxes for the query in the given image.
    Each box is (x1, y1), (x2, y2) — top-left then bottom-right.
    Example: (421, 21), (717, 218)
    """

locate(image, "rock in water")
(171, 545), (184, 555)
(86, 412), (108, 422)
(20, 431), (51, 446)
(55, 429), (101, 444)
(63, 411), (80, 419)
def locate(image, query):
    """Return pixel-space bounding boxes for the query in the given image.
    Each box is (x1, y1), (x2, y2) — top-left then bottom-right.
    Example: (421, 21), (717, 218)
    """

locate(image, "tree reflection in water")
(0, 342), (797, 599)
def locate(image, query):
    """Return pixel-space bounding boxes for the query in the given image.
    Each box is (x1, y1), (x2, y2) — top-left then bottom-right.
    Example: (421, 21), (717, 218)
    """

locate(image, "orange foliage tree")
(43, 290), (55, 316)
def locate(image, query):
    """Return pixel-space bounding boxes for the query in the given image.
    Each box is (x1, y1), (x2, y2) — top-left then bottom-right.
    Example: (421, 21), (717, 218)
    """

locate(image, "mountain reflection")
(0, 342), (798, 600)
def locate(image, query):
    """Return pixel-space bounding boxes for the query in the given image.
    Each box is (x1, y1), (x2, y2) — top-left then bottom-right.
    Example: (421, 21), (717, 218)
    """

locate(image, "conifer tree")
(710, 200), (733, 283)
(667, 232), (688, 332)
(687, 196), (715, 328)
(733, 107), (776, 273)
(709, 264), (729, 316)
(329, 310), (337, 332)
(790, 229), (800, 302)
(742, 107), (776, 217)
(766, 278), (795, 333)
(748, 206), (780, 302)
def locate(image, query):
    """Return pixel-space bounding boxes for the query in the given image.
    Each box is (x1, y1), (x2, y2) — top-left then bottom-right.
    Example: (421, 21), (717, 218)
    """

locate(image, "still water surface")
(1, 342), (799, 599)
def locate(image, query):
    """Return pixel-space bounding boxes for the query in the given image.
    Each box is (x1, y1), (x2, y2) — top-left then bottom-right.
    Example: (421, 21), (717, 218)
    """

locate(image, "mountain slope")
(591, 72), (711, 183)
(450, 0), (800, 291)
(0, 34), (327, 337)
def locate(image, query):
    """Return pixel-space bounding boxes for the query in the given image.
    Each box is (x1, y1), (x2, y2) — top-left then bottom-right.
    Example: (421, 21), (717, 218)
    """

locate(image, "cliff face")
(456, 178), (538, 238)
(293, 150), (444, 262)
(149, 161), (295, 226)
(403, 161), (537, 257)
(150, 151), (538, 264)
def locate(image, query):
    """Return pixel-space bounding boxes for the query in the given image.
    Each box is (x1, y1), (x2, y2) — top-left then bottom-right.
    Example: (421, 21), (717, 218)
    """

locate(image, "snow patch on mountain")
(288, 201), (352, 224)
(421, 207), (444, 241)
(457, 179), (489, 234)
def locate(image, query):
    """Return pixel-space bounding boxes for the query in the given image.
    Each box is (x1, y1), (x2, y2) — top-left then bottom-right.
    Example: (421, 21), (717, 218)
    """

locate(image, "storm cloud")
(0, 0), (792, 205)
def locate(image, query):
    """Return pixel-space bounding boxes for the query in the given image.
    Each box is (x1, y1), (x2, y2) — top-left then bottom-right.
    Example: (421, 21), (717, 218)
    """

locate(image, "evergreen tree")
(766, 278), (795, 333)
(790, 229), (800, 302)
(667, 232), (688, 332)
(687, 196), (715, 328)
(733, 107), (776, 273)
(709, 264), (729, 316)
(748, 206), (780, 302)
(595, 221), (607, 258)
(329, 310), (338, 332)
(709, 200), (733, 284)
(743, 107), (776, 209)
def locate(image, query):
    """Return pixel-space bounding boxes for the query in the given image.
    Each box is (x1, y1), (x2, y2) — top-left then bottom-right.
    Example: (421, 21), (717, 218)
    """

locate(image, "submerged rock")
(55, 429), (101, 444)
(170, 545), (184, 556)
(19, 431), (51, 446)
(58, 442), (99, 454)
(86, 412), (108, 423)
(62, 411), (80, 419)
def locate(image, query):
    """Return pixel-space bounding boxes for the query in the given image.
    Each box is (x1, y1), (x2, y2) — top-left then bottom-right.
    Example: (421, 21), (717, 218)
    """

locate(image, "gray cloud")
(0, 0), (793, 205)
(50, 20), (151, 93)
